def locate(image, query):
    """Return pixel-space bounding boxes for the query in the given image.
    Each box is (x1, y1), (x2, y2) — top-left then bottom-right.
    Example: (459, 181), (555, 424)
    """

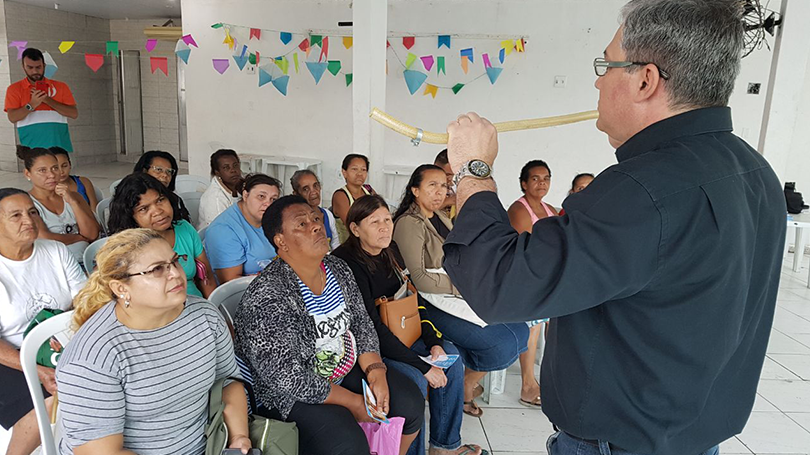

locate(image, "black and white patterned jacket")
(233, 254), (380, 419)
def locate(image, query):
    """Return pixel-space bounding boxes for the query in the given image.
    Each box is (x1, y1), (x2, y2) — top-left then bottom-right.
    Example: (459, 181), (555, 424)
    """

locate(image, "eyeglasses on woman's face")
(124, 254), (186, 279)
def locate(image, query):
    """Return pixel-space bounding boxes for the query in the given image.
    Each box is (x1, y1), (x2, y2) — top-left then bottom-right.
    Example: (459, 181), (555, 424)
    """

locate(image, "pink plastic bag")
(358, 416), (405, 455)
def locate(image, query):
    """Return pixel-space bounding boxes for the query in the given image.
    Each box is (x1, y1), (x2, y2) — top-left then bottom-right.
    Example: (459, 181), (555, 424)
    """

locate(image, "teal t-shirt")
(172, 220), (205, 297)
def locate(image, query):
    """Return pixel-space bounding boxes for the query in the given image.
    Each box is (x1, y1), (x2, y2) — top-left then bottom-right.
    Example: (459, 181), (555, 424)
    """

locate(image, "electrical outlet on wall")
(246, 65), (256, 75)
(747, 83), (761, 95)
(554, 75), (567, 88)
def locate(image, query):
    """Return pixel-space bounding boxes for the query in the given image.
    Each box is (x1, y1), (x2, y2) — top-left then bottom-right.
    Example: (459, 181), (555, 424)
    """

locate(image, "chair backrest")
(109, 178), (122, 197)
(20, 310), (75, 455)
(83, 237), (108, 271)
(197, 226), (207, 243)
(93, 185), (104, 204)
(175, 175), (210, 194)
(95, 197), (112, 234)
(179, 192), (202, 227)
(207, 275), (255, 322)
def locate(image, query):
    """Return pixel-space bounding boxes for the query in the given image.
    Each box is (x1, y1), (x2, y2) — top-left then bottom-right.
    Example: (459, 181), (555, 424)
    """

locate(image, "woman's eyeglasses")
(148, 165), (176, 176)
(124, 254), (186, 279)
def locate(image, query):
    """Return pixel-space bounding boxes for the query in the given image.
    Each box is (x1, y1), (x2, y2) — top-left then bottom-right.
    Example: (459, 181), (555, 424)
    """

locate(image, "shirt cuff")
(445, 191), (507, 249)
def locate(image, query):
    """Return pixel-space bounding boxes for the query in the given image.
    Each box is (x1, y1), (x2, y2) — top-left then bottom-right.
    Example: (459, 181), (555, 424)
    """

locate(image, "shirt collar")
(22, 77), (50, 88)
(615, 106), (734, 162)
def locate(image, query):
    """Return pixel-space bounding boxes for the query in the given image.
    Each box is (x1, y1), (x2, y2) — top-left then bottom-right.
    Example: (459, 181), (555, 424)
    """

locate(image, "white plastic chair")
(197, 226), (207, 243)
(207, 276), (255, 323)
(93, 185), (104, 204)
(83, 237), (108, 271)
(20, 310), (75, 455)
(175, 175), (210, 194)
(482, 319), (547, 404)
(95, 197), (112, 235)
(179, 192), (202, 227)
(109, 178), (122, 197)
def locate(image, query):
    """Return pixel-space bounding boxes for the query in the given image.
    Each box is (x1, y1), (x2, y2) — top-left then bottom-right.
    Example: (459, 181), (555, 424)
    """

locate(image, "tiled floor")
(1, 163), (810, 454)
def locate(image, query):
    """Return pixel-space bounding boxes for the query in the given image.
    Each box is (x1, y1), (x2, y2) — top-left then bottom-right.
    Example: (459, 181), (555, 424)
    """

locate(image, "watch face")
(469, 160), (490, 178)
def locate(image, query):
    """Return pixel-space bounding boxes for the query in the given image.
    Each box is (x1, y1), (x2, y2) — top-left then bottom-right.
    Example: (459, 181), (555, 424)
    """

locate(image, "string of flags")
(5, 23), (525, 100)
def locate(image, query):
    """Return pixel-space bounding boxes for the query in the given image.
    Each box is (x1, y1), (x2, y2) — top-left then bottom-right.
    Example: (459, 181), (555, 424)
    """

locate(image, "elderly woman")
(0, 188), (86, 455)
(206, 174), (280, 284)
(234, 195), (424, 455)
(198, 148), (243, 229)
(393, 165), (529, 418)
(333, 195), (486, 455)
(291, 169), (340, 251)
(56, 228), (250, 455)
(108, 173), (216, 298)
(17, 146), (100, 264)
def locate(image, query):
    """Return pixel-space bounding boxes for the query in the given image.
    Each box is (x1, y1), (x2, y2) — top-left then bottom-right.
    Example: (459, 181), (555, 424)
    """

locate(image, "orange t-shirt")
(4, 78), (76, 151)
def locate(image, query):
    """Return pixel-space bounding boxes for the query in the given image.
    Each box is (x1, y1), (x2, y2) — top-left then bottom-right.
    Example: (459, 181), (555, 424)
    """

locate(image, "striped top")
(55, 296), (240, 455)
(4, 78), (75, 151)
(298, 264), (357, 383)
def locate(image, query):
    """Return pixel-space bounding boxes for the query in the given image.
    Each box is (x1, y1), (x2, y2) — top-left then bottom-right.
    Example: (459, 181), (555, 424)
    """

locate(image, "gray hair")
(621, 0), (744, 109)
(290, 169), (318, 194)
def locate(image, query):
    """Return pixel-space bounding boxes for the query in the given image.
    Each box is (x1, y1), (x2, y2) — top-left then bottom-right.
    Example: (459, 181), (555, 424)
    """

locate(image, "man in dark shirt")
(442, 1), (786, 455)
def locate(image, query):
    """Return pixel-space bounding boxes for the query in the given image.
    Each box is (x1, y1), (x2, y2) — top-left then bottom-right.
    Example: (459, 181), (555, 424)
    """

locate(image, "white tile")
(460, 414), (491, 453)
(761, 357), (802, 380)
(480, 408), (554, 452)
(736, 412), (810, 454)
(719, 436), (751, 454)
(752, 393), (780, 412)
(788, 412), (810, 433)
(479, 373), (544, 410)
(767, 330), (810, 355)
(769, 355), (810, 380)
(772, 311), (810, 335)
(756, 380), (810, 413)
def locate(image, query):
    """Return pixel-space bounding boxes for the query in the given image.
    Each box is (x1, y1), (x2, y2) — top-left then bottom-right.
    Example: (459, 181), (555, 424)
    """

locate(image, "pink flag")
(145, 39), (158, 52)
(420, 56), (434, 72)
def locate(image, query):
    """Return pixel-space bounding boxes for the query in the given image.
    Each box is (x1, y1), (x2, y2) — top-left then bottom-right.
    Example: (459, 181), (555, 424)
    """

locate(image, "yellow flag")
(424, 84), (438, 99)
(343, 36), (353, 49)
(293, 53), (300, 73)
(59, 41), (75, 54)
(515, 38), (524, 53)
(223, 29), (235, 50)
(501, 40), (514, 56)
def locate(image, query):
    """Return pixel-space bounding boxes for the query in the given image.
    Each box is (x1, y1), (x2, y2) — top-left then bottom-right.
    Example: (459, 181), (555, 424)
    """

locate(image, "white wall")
(180, 0), (786, 207)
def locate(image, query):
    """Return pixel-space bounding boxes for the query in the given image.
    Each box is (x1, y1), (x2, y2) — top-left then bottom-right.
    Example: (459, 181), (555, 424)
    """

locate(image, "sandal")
(519, 395), (542, 408)
(463, 400), (483, 418)
(472, 383), (484, 399)
(457, 444), (488, 455)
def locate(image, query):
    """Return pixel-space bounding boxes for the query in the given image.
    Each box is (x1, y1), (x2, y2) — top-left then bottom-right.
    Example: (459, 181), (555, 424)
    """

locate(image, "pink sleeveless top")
(517, 196), (555, 224)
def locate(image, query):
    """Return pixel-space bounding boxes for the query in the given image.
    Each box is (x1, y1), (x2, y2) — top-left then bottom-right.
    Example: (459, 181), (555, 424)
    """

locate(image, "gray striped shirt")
(55, 296), (239, 455)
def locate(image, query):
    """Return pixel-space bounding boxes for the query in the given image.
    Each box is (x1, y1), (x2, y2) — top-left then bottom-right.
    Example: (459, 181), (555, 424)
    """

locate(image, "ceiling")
(10, 0), (181, 20)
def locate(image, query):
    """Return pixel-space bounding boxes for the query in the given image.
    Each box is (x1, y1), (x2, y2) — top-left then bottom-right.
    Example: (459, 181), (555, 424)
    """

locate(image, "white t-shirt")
(0, 240), (86, 348)
(197, 176), (240, 230)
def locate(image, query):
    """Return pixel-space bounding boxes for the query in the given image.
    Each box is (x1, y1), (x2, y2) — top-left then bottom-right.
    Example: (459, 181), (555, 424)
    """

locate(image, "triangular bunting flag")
(423, 84), (438, 99)
(460, 48), (474, 63)
(293, 53), (299, 73)
(461, 55), (469, 74)
(405, 53), (417, 70)
(106, 41), (118, 55)
(343, 37), (353, 49)
(306, 61), (328, 84)
(345, 73), (353, 86)
(280, 32), (292, 44)
(150, 57), (168, 75)
(145, 39), (157, 52)
(272, 75), (290, 96)
(452, 83), (464, 94)
(233, 54), (248, 71)
(299, 38), (309, 52)
(437, 56), (445, 75)
(212, 59), (230, 74)
(43, 51), (58, 78)
(421, 56), (434, 72)
(403, 70), (428, 95)
(327, 60), (341, 76)
(310, 35), (322, 48)
(176, 48), (191, 64)
(319, 37), (329, 62)
(499, 48), (505, 64)
(58, 41), (74, 54)
(438, 35), (451, 49)
(516, 38), (525, 52)
(482, 53), (491, 69)
(211, 23), (223, 29)
(9, 41), (27, 60)
(403, 37), (415, 50)
(85, 54), (103, 72)
(274, 57), (289, 75)
(183, 34), (198, 47)
(501, 40), (514, 56)
(250, 28), (261, 40)
(486, 66), (503, 84)
(259, 67), (273, 87)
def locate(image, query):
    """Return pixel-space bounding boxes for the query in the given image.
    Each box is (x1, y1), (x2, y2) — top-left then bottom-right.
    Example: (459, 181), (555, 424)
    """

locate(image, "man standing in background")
(5, 48), (78, 152)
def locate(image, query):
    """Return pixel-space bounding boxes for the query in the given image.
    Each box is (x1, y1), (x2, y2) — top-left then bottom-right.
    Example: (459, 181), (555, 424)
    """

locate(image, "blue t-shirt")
(172, 219), (205, 297)
(205, 203), (276, 276)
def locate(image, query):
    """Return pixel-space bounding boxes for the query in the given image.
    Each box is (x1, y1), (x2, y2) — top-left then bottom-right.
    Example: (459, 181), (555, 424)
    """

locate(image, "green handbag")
(205, 377), (299, 455)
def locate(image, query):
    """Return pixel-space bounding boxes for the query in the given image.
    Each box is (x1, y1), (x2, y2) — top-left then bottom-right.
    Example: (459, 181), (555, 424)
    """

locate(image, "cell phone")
(221, 449), (262, 455)
(35, 81), (48, 93)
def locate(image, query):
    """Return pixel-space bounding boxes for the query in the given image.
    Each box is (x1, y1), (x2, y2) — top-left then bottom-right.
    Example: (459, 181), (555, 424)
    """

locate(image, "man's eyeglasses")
(124, 254), (186, 279)
(148, 165), (176, 176)
(593, 57), (670, 80)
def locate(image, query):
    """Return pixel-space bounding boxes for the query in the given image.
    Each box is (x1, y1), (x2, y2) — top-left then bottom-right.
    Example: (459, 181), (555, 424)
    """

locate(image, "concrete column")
(351, 0), (387, 189)
(758, 0), (810, 184)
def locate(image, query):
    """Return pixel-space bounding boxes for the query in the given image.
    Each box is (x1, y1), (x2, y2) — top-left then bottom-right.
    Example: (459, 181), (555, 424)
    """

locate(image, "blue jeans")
(384, 340), (465, 453)
(423, 301), (529, 371)
(547, 432), (720, 455)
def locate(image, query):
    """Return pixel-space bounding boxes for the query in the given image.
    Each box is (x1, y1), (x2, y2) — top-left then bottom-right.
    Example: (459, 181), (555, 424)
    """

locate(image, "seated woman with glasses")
(234, 195), (424, 455)
(17, 146), (100, 264)
(206, 174), (281, 284)
(132, 150), (190, 220)
(55, 228), (252, 455)
(108, 173), (216, 298)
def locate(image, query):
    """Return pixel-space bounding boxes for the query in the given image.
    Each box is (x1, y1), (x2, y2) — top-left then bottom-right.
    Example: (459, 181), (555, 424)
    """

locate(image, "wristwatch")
(25, 103), (33, 111)
(453, 159), (492, 187)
